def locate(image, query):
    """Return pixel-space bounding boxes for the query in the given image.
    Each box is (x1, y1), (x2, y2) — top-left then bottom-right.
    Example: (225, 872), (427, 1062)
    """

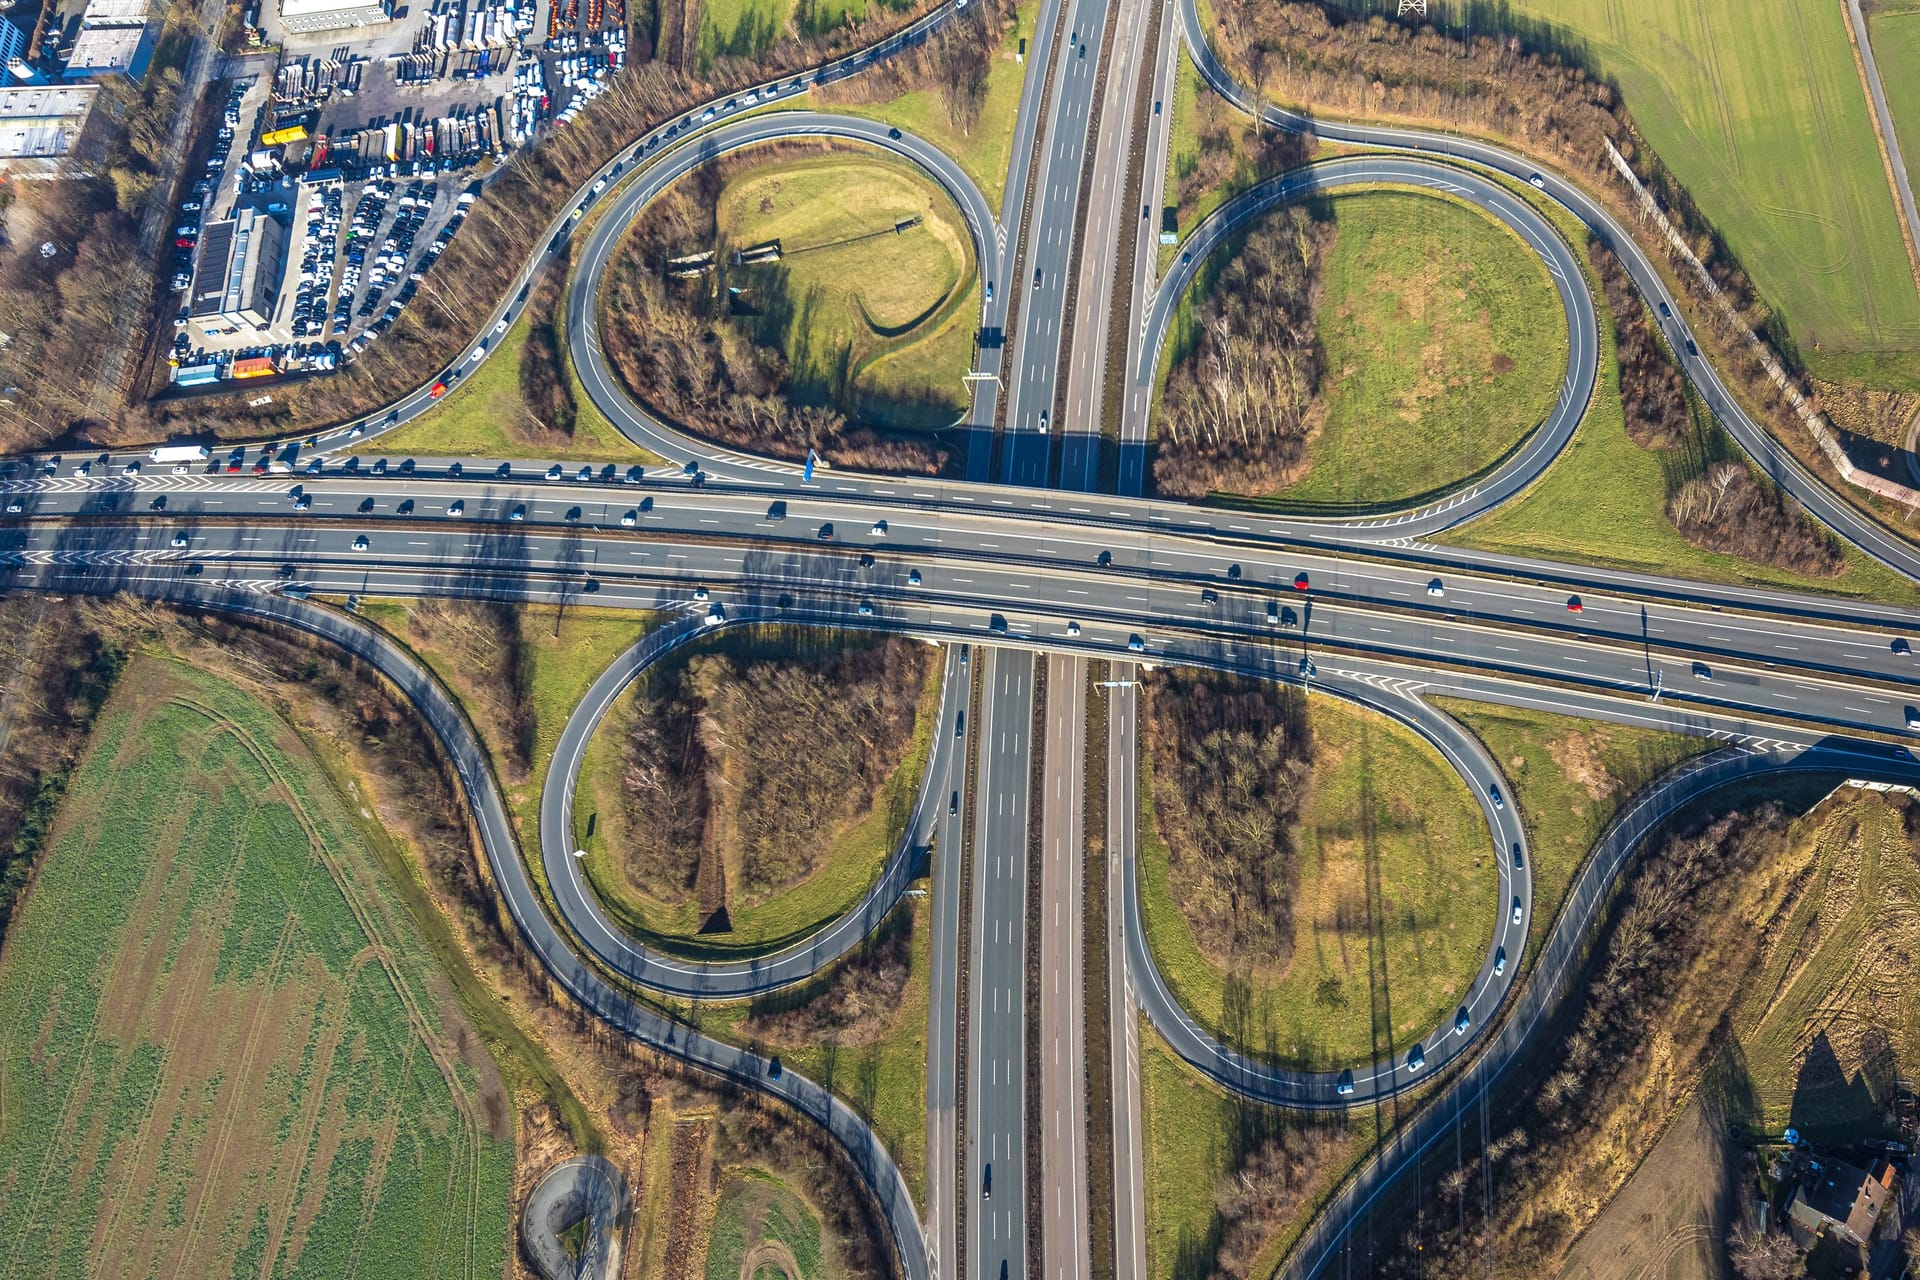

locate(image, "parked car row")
(291, 185), (345, 338)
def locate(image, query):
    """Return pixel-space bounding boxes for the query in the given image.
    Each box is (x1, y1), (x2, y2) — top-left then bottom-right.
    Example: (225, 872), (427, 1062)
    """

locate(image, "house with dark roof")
(1787, 1158), (1897, 1245)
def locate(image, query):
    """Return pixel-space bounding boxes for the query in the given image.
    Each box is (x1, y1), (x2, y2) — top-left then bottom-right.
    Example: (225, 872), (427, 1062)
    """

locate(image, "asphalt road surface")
(967, 648), (1035, 1280)
(1038, 654), (1091, 1280)
(539, 618), (964, 997)
(10, 5), (1920, 1277)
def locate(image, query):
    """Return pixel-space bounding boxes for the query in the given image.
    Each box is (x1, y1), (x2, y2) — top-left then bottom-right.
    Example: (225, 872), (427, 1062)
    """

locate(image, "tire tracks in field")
(1788, 0), (1878, 331)
(190, 698), (489, 1280)
(4, 704), (243, 1280)
(1690, 0), (1743, 176)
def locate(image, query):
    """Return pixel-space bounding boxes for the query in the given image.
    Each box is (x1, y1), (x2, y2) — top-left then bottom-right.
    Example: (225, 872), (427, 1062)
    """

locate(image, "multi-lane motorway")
(7, 1), (1920, 1278)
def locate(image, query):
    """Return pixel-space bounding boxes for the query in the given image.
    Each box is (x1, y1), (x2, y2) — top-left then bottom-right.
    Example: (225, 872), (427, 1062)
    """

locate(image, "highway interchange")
(5, 1), (1920, 1278)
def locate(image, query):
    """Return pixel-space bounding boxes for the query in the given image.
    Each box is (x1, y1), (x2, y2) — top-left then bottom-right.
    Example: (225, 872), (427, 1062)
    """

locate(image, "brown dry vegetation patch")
(600, 141), (950, 475)
(1544, 729), (1619, 806)
(1157, 207), (1332, 499)
(664, 1117), (716, 1280)
(619, 636), (933, 916)
(1142, 669), (1312, 970)
(1814, 379), (1920, 450)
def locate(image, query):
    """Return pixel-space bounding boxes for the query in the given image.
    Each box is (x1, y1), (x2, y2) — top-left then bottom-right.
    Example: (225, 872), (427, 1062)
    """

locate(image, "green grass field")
(1287, 189), (1566, 506)
(1137, 691), (1492, 1069)
(1442, 179), (1920, 604)
(1870, 2), (1920, 205)
(0, 657), (514, 1278)
(697, 0), (895, 67)
(1155, 187), (1563, 509)
(832, 0), (1039, 209)
(352, 599), (659, 866)
(1432, 699), (1708, 967)
(574, 629), (943, 956)
(1431, 0), (1920, 387)
(705, 1169), (827, 1280)
(375, 309), (660, 464)
(716, 149), (978, 430)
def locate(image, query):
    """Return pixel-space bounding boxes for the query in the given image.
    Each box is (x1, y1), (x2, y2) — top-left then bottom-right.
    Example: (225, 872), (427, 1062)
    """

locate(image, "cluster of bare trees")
(745, 909), (912, 1046)
(1171, 85), (1311, 228)
(813, 0), (1014, 135)
(1216, 4), (1624, 192)
(1366, 806), (1793, 1277)
(1588, 241), (1690, 449)
(1206, 3), (1848, 515)
(1206, 1122), (1355, 1279)
(600, 146), (948, 471)
(692, 639), (930, 899)
(621, 658), (710, 905)
(1157, 207), (1332, 498)
(1668, 461), (1846, 578)
(516, 263), (578, 446)
(621, 637), (932, 907)
(1143, 669), (1312, 968)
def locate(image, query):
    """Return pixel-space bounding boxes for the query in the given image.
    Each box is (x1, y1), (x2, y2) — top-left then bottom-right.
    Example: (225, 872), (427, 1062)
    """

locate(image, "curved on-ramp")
(143, 584), (935, 1280)
(1119, 672), (1529, 1108)
(1140, 154), (1597, 537)
(563, 110), (1004, 482)
(1172, 0), (1920, 585)
(538, 612), (965, 999)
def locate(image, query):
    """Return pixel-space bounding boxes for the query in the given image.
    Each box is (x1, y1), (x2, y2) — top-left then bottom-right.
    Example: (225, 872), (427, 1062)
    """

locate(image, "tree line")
(1359, 804), (1795, 1277)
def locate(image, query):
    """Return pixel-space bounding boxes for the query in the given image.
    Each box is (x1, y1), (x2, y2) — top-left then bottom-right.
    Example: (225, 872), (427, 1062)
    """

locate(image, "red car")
(1566, 595), (1584, 613)
(1293, 572), (1310, 592)
(429, 381), (448, 399)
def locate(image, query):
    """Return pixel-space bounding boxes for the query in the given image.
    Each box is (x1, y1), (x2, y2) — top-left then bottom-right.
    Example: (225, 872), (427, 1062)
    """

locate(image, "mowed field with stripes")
(0, 657), (512, 1279)
(1463, 0), (1920, 387)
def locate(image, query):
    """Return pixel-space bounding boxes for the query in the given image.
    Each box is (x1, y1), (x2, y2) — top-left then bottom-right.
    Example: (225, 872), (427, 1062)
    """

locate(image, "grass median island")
(572, 628), (942, 957)
(350, 600), (659, 857)
(694, 894), (933, 1203)
(0, 657), (515, 1277)
(1135, 672), (1493, 1069)
(1153, 187), (1565, 508)
(603, 143), (976, 469)
(1430, 698), (1709, 968)
(1138, 1022), (1368, 1280)
(373, 279), (660, 465)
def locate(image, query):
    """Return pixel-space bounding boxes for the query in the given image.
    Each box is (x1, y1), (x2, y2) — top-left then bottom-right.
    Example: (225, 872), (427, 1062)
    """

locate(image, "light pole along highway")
(5, 1), (1920, 1278)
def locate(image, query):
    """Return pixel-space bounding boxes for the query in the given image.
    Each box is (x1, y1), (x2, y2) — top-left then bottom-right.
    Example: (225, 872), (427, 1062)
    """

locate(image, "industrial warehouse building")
(0, 84), (102, 177)
(64, 0), (156, 79)
(188, 208), (287, 333)
(276, 0), (391, 35)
